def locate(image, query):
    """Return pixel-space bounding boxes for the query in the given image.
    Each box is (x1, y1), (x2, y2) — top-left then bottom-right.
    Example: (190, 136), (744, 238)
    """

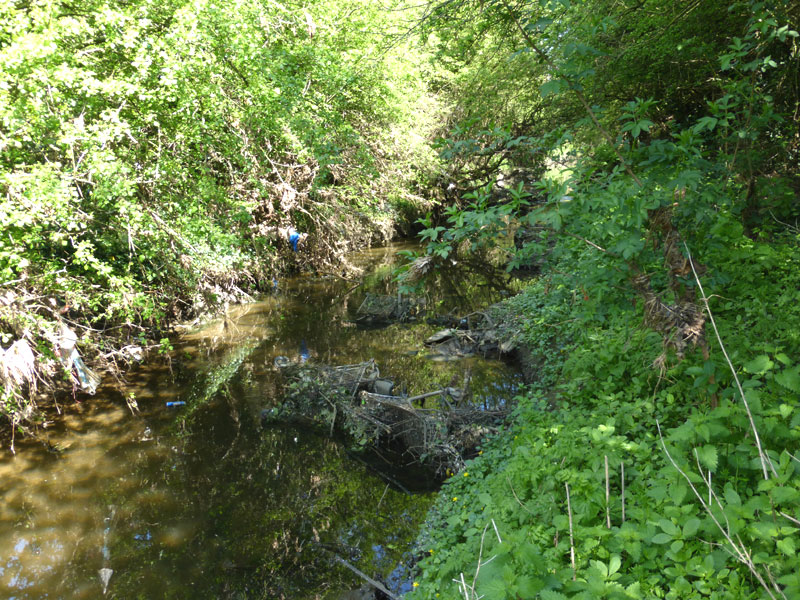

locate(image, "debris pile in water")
(423, 311), (516, 360)
(264, 359), (507, 477)
(354, 293), (426, 325)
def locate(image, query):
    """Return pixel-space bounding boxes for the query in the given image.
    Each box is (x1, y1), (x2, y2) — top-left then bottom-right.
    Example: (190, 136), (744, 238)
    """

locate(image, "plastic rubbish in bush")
(287, 228), (308, 252)
(289, 230), (301, 252)
(300, 339), (309, 363)
(273, 355), (292, 368)
(165, 401), (186, 407)
(55, 323), (101, 394)
(99, 567), (113, 595)
(0, 338), (37, 393)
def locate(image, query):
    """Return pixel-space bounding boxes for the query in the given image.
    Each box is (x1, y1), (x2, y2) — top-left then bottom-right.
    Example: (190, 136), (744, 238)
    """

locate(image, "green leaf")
(625, 581), (643, 599)
(668, 483), (688, 505)
(540, 79), (565, 98)
(648, 485), (668, 501)
(590, 559), (609, 578)
(697, 115), (720, 136)
(659, 519), (680, 536)
(695, 446), (718, 472)
(683, 518), (701, 538)
(517, 576), (544, 596)
(553, 515), (569, 530)
(609, 554), (621, 575)
(652, 532), (673, 544)
(775, 366), (800, 392)
(772, 486), (800, 504)
(745, 389), (762, 413)
(529, 17), (553, 31)
(478, 492), (494, 506)
(777, 537), (796, 556)
(539, 590), (568, 600)
(724, 486), (742, 507)
(743, 355), (773, 374)
(478, 577), (509, 600)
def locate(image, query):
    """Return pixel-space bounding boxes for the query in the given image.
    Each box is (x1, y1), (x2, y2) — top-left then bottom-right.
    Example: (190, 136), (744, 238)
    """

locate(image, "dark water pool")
(0, 243), (521, 599)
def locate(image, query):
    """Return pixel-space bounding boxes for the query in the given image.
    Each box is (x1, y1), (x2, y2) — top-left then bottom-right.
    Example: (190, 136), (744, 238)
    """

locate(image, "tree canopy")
(0, 0), (440, 422)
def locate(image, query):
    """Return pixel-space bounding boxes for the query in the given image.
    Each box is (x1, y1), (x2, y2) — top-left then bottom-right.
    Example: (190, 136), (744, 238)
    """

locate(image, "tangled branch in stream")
(264, 360), (508, 477)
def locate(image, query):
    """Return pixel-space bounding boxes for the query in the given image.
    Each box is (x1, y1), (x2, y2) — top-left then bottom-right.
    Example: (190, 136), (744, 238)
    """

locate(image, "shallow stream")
(0, 243), (521, 599)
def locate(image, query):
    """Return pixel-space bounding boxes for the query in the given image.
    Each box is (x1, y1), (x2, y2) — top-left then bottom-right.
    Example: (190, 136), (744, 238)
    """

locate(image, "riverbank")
(407, 232), (800, 599)
(0, 0), (442, 435)
(0, 212), (424, 440)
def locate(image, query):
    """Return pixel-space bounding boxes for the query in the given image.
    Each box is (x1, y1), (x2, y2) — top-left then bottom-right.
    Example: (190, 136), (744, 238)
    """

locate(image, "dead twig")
(507, 475), (535, 515)
(656, 421), (782, 600)
(455, 519), (502, 600)
(327, 553), (399, 600)
(566, 482), (576, 580)
(621, 462), (626, 523)
(684, 243), (775, 480)
(605, 455), (611, 529)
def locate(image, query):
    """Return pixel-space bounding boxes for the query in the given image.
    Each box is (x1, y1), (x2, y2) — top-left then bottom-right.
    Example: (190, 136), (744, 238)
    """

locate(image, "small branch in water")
(342, 281), (363, 297)
(326, 552), (400, 600)
(376, 483), (390, 514)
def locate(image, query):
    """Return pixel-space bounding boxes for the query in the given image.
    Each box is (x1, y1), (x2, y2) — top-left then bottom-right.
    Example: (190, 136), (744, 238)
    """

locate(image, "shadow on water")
(0, 243), (522, 599)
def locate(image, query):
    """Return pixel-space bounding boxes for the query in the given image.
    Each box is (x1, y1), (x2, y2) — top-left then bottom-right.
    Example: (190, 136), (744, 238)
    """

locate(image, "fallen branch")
(326, 552), (399, 600)
(684, 243), (775, 480)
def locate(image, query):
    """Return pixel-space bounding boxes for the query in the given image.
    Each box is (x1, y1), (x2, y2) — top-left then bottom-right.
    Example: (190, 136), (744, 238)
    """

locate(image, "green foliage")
(0, 0), (442, 420)
(411, 240), (800, 598)
(408, 2), (800, 571)
(410, 0), (798, 288)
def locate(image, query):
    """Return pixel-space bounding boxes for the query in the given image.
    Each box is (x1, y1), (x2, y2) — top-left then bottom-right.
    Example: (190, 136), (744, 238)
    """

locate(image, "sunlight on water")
(0, 243), (521, 599)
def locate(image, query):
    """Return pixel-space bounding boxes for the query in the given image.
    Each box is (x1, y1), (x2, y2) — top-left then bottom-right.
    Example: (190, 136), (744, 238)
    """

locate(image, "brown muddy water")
(0, 243), (521, 599)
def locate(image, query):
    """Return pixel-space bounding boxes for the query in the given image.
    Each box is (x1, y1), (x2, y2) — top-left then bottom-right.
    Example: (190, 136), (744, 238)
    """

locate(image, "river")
(0, 243), (520, 599)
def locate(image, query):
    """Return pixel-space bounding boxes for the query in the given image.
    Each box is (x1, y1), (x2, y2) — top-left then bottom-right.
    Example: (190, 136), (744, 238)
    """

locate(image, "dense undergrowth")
(410, 235), (800, 599)
(0, 0), (442, 428)
(405, 0), (800, 598)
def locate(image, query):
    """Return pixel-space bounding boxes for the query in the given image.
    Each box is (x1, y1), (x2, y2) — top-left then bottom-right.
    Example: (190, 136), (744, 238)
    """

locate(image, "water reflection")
(0, 243), (521, 599)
